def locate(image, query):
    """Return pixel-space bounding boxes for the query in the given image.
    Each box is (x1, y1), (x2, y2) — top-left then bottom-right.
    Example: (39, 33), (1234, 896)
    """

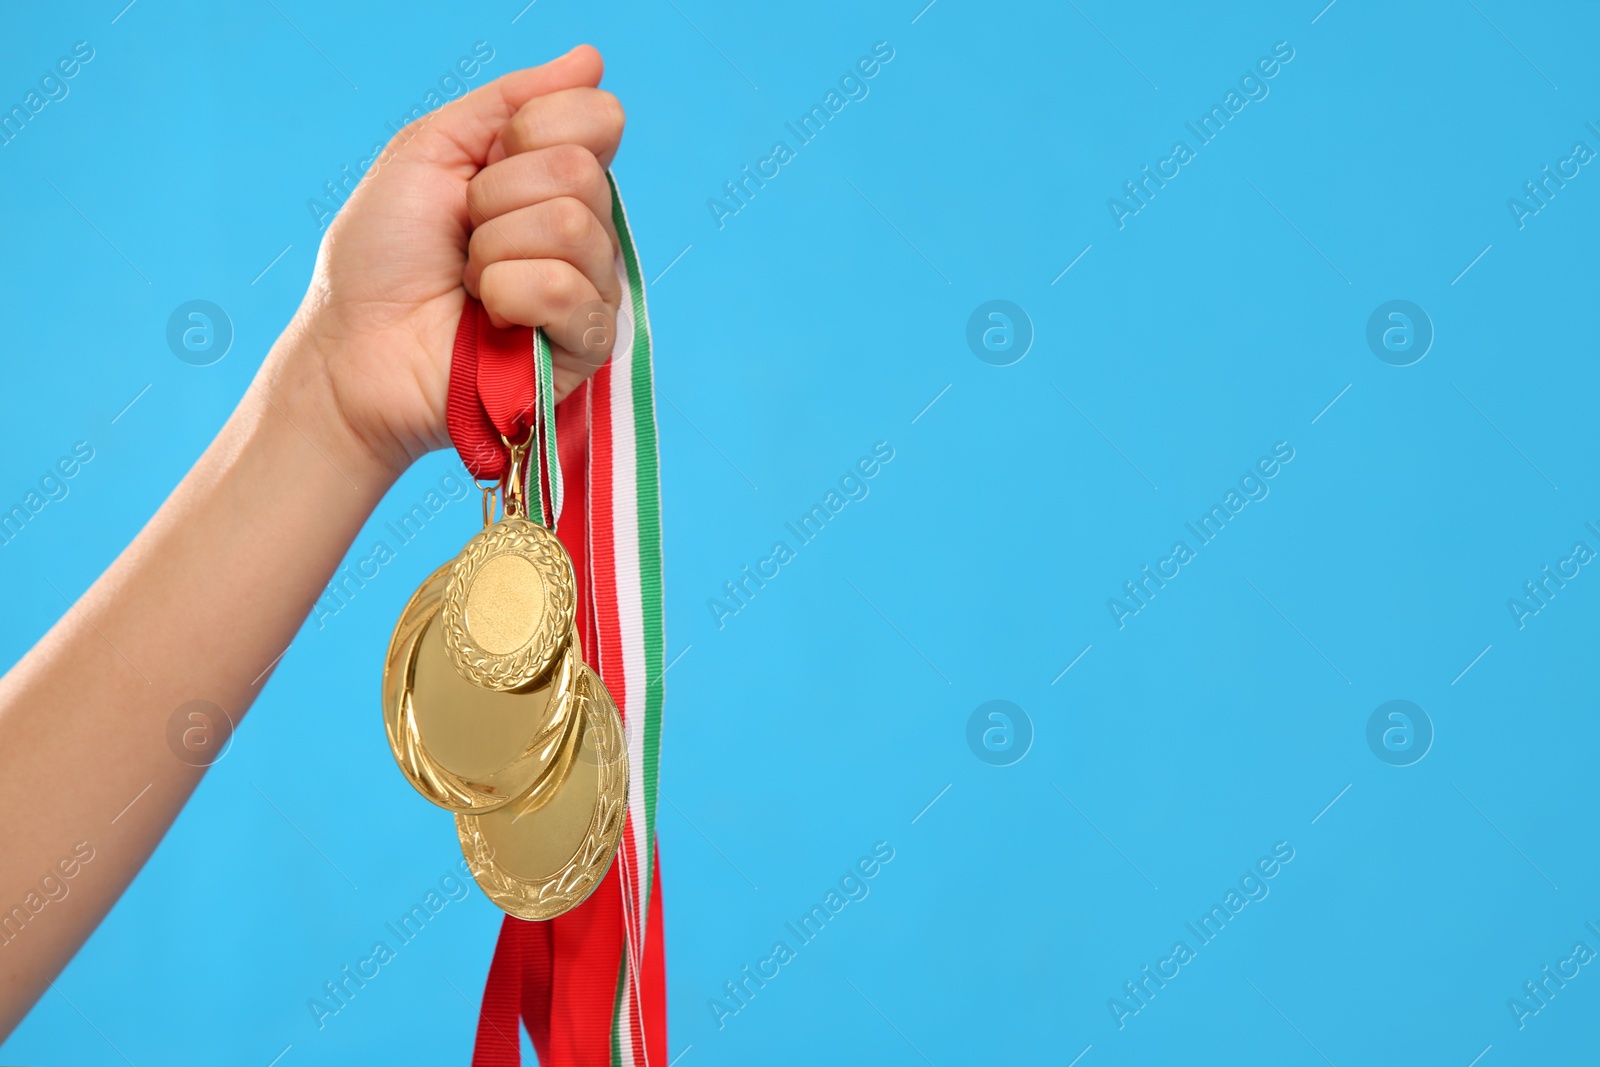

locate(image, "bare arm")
(0, 333), (394, 1033)
(0, 44), (628, 1036)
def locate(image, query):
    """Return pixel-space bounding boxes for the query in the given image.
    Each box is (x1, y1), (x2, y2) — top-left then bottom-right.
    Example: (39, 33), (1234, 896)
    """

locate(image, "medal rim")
(455, 666), (629, 921)
(439, 517), (576, 692)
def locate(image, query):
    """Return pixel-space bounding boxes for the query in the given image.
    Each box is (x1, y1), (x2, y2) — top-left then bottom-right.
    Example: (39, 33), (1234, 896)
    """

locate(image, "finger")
(494, 87), (626, 167)
(464, 197), (619, 308)
(391, 45), (604, 169)
(465, 144), (616, 247)
(477, 259), (616, 363)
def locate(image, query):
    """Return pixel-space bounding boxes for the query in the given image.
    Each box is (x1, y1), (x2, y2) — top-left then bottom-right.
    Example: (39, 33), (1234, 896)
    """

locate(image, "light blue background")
(3, 1), (1599, 1064)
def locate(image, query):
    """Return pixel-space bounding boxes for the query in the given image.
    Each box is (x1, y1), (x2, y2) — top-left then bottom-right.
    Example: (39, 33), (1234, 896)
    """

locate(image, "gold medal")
(436, 430), (577, 692)
(456, 666), (629, 920)
(383, 563), (583, 813)
(381, 334), (633, 922)
(439, 515), (576, 692)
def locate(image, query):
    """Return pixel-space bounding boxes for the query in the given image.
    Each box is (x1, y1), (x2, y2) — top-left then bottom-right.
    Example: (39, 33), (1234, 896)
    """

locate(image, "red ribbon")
(446, 297), (540, 481)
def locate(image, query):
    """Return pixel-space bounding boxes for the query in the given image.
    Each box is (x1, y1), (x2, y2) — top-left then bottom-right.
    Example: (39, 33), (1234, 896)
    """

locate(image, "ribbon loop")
(447, 304), (562, 528)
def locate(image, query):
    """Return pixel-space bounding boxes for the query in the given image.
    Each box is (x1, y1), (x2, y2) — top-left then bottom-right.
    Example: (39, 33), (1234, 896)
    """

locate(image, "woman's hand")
(278, 44), (626, 481)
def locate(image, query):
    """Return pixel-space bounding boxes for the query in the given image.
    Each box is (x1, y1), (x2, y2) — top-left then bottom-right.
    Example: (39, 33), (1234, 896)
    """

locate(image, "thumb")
(398, 45), (604, 169)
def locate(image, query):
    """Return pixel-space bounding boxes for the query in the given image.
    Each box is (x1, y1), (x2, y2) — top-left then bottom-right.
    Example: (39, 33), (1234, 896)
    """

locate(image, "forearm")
(0, 333), (397, 1035)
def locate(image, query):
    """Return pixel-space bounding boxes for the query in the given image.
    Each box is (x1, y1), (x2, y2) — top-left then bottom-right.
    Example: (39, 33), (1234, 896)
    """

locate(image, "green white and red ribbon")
(591, 173), (664, 1065)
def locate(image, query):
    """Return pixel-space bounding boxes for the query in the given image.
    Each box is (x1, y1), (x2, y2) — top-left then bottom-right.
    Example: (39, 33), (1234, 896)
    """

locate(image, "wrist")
(251, 326), (408, 500)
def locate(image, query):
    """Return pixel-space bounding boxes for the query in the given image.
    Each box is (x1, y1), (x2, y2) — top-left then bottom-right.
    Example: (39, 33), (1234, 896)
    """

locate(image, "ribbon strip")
(458, 173), (667, 1067)
(446, 303), (563, 527)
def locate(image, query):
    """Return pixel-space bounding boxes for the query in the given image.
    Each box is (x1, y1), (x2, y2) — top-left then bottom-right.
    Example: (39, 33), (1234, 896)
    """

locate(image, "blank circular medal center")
(465, 554), (545, 655)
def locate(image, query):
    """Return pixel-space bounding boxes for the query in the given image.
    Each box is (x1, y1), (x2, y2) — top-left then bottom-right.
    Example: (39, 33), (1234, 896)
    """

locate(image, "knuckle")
(548, 264), (585, 307)
(548, 197), (593, 249)
(548, 143), (600, 191)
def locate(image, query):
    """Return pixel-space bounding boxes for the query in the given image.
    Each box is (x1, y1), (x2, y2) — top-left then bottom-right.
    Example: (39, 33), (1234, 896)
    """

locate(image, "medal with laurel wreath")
(439, 515), (576, 692)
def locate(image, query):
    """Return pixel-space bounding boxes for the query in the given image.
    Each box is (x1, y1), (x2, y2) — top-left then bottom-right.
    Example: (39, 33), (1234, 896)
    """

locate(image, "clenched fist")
(276, 44), (625, 480)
